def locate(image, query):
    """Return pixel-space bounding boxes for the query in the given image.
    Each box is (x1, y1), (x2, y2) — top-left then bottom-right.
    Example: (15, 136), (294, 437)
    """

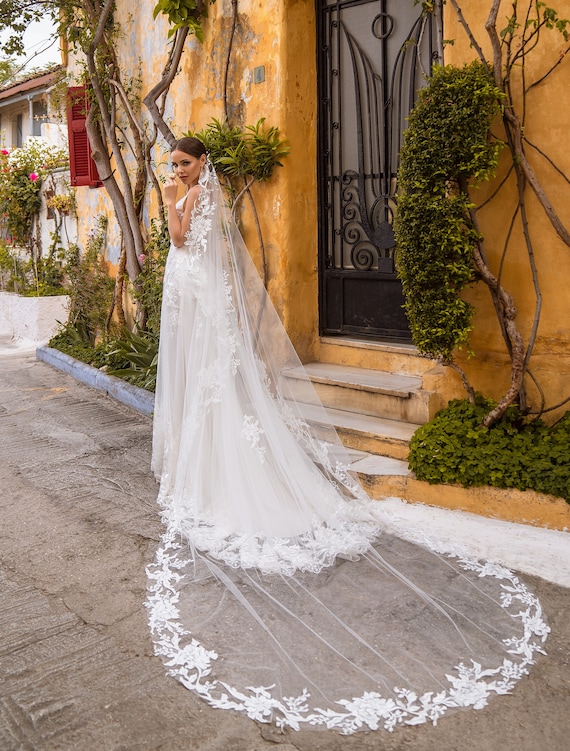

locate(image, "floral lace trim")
(184, 168), (216, 253)
(162, 171), (217, 339)
(146, 527), (549, 734)
(156, 494), (379, 575)
(241, 415), (266, 463)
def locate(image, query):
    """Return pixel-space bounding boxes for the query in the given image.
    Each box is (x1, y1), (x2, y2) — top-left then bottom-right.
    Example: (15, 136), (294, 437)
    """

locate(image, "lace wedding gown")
(148, 162), (548, 734)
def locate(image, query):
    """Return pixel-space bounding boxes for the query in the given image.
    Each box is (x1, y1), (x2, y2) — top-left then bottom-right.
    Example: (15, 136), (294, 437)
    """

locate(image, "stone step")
(282, 361), (432, 425)
(318, 336), (437, 377)
(348, 453), (412, 500)
(297, 401), (417, 460)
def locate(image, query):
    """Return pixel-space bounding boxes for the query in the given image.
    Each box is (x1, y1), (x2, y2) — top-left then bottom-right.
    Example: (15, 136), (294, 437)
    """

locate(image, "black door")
(317, 0), (439, 340)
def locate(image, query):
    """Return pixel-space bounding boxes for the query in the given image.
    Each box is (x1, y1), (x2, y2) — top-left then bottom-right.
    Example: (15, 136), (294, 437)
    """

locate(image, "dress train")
(147, 162), (548, 734)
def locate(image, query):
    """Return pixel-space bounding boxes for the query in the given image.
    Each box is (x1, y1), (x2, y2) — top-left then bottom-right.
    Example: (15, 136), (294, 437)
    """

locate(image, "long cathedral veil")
(147, 160), (548, 734)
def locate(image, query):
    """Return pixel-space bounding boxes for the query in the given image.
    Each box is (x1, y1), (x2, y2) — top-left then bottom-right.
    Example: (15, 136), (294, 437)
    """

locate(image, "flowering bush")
(0, 139), (68, 247)
(0, 139), (69, 294)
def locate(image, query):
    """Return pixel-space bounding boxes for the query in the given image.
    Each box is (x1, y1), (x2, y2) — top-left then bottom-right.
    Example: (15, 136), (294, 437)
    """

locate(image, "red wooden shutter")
(67, 87), (101, 187)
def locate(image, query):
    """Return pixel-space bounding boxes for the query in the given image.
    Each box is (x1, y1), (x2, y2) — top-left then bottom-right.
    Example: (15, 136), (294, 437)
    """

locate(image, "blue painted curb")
(36, 345), (155, 417)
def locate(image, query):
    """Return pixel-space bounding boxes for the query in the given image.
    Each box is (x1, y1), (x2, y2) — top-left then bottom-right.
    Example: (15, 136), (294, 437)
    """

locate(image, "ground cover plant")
(409, 397), (570, 503)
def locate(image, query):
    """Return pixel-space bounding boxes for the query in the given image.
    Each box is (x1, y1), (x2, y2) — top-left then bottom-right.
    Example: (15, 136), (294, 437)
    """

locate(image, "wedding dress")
(148, 161), (548, 734)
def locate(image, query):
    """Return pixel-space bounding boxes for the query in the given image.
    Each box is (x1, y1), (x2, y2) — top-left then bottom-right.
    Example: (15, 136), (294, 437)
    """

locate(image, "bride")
(147, 136), (548, 734)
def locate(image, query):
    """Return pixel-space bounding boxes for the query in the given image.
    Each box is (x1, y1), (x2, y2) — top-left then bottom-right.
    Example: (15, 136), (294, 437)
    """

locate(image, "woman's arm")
(164, 179), (201, 247)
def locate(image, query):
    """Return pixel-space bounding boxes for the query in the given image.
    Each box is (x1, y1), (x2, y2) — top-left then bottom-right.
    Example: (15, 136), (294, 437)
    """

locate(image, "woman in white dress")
(147, 137), (548, 734)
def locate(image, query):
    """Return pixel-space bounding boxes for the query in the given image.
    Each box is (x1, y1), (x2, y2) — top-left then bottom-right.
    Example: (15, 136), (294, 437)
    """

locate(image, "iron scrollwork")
(342, 170), (394, 271)
(318, 0), (438, 335)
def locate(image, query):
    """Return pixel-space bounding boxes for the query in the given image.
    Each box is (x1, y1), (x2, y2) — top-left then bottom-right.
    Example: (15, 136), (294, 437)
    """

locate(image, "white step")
(297, 401), (417, 460)
(318, 336), (437, 377)
(282, 362), (432, 425)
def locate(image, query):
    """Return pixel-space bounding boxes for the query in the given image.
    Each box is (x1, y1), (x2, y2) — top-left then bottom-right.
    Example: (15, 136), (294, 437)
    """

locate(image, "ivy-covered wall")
(441, 1), (570, 420)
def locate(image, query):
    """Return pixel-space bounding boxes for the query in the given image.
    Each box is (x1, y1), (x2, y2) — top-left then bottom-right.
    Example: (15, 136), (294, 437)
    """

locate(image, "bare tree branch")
(143, 27), (189, 147)
(484, 0), (504, 86)
(448, 0), (487, 63)
(223, 0), (239, 122)
(504, 107), (570, 247)
(528, 45), (570, 90)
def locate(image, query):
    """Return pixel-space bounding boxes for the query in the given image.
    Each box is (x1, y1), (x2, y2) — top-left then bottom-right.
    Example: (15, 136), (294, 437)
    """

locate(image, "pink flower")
(1, 149), (9, 155)
(138, 253), (146, 264)
(29, 172), (39, 181)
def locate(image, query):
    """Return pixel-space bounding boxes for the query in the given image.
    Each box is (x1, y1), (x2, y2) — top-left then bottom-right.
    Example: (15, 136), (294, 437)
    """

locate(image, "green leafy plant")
(408, 396), (570, 503)
(130, 219), (170, 336)
(190, 117), (290, 185)
(46, 190), (76, 216)
(48, 325), (131, 373)
(106, 328), (159, 391)
(153, 0), (216, 42)
(394, 61), (504, 363)
(62, 217), (114, 344)
(186, 117), (289, 286)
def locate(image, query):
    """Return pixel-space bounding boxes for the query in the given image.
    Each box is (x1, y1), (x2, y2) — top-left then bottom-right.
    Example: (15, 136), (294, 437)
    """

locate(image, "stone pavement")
(0, 338), (569, 751)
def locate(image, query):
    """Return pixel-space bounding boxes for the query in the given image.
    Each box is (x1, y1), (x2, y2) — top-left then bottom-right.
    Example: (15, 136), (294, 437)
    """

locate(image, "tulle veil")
(146, 159), (548, 734)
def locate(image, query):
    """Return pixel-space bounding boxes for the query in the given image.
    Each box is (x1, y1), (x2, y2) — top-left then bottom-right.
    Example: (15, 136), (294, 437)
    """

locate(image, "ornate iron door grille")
(317, 0), (437, 339)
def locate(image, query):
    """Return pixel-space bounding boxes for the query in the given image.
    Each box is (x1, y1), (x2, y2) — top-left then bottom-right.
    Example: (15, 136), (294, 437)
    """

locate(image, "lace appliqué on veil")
(151, 158), (550, 737)
(146, 528), (549, 734)
(242, 415), (266, 463)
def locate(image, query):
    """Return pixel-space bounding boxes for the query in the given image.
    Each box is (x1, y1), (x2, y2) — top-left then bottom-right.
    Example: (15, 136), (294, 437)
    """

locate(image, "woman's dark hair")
(172, 137), (206, 158)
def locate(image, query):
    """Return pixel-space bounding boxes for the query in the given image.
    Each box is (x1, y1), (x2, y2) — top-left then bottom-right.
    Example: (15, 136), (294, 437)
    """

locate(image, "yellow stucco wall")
(71, 0), (319, 358)
(70, 1), (570, 420)
(442, 2), (570, 420)
(177, 0), (320, 360)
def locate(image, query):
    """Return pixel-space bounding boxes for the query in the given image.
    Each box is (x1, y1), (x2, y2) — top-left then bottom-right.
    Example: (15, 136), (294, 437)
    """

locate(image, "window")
(32, 99), (47, 137)
(66, 86), (102, 187)
(12, 113), (23, 148)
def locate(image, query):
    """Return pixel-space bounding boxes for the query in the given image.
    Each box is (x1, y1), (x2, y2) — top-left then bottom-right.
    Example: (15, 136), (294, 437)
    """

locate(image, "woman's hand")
(164, 172), (178, 205)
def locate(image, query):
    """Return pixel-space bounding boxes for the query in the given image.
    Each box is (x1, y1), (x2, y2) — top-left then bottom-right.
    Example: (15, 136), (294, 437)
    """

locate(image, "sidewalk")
(0, 335), (569, 751)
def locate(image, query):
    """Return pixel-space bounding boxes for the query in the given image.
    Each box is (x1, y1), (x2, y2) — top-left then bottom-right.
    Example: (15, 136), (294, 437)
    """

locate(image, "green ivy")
(394, 61), (505, 361)
(408, 396), (570, 503)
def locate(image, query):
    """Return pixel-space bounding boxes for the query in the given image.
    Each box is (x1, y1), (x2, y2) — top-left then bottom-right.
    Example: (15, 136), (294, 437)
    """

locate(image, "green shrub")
(64, 217), (114, 343)
(409, 397), (570, 502)
(49, 324), (158, 392)
(130, 219), (170, 335)
(106, 328), (159, 392)
(48, 325), (128, 371)
(394, 61), (504, 361)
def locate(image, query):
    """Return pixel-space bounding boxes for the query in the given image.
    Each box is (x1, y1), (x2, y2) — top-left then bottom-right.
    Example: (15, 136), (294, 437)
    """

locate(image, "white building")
(0, 66), (65, 148)
(0, 65), (77, 257)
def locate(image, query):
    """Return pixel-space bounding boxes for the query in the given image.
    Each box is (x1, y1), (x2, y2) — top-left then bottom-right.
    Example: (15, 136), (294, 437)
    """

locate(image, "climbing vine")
(397, 1), (570, 427)
(0, 140), (70, 295)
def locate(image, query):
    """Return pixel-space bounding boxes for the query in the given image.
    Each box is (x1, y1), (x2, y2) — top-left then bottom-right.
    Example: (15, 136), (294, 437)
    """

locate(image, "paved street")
(0, 339), (569, 751)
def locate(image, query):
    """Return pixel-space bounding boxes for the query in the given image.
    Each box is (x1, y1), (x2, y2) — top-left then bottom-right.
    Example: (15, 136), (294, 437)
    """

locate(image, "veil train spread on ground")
(146, 160), (549, 734)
